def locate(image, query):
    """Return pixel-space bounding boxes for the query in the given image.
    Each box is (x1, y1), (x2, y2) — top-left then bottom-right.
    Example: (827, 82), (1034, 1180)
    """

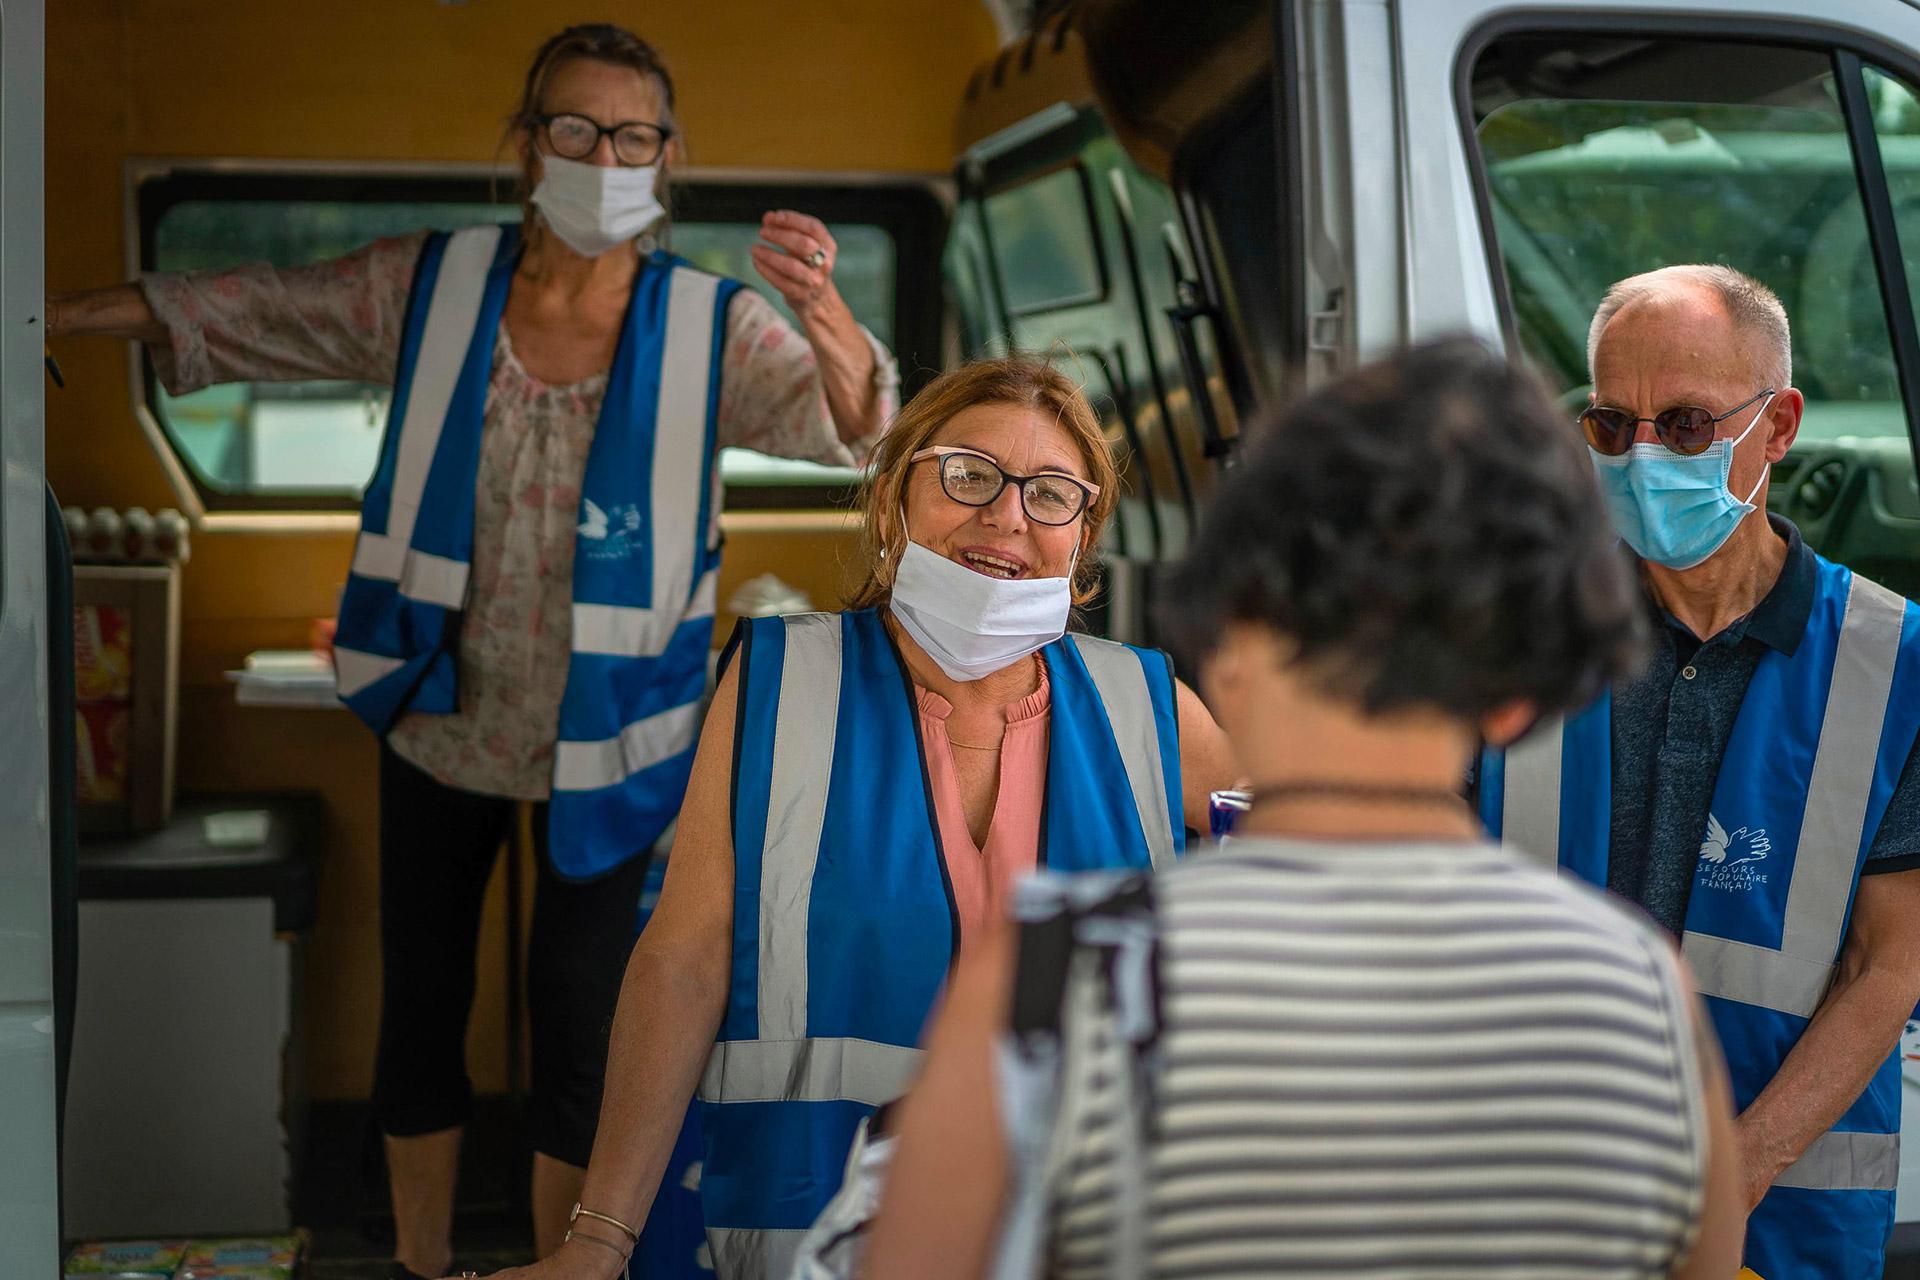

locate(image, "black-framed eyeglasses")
(911, 446), (1100, 525)
(1579, 388), (1775, 457)
(535, 112), (672, 167)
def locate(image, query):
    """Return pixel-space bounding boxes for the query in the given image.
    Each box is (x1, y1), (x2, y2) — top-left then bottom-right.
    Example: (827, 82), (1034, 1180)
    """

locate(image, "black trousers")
(370, 743), (651, 1167)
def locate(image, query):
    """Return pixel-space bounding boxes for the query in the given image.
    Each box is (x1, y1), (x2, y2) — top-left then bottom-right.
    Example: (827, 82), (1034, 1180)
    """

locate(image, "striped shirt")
(1043, 837), (1709, 1279)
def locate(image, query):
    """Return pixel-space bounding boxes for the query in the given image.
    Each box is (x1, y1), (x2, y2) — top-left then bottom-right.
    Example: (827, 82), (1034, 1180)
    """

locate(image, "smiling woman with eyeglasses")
(46, 21), (899, 1280)
(474, 356), (1238, 1280)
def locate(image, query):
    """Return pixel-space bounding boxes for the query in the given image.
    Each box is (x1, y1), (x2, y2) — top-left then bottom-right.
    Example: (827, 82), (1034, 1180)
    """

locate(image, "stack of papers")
(224, 650), (338, 709)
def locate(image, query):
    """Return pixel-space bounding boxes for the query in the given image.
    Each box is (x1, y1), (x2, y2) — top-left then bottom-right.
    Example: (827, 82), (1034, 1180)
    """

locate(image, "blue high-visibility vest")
(697, 608), (1186, 1280)
(1480, 556), (1920, 1280)
(332, 224), (740, 877)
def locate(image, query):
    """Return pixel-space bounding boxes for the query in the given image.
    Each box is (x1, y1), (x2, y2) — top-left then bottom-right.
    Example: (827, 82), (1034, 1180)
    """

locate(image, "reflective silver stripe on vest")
(1070, 635), (1175, 869)
(351, 537), (470, 610)
(698, 1036), (923, 1107)
(351, 224), (501, 593)
(1771, 1129), (1900, 1191)
(706, 1225), (804, 1280)
(1680, 931), (1834, 1019)
(1681, 574), (1907, 1017)
(758, 614), (844, 1041)
(1500, 715), (1563, 868)
(572, 566), (720, 658)
(566, 268), (725, 661)
(550, 700), (704, 793)
(1780, 573), (1908, 962)
(332, 646), (405, 698)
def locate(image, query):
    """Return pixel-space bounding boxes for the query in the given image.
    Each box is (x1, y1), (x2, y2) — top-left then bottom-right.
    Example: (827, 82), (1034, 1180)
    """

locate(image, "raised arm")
(721, 211), (900, 467)
(495, 663), (742, 1280)
(46, 232), (424, 394)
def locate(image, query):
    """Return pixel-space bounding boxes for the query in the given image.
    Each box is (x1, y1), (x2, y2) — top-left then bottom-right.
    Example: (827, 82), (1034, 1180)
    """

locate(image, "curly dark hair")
(1162, 337), (1645, 721)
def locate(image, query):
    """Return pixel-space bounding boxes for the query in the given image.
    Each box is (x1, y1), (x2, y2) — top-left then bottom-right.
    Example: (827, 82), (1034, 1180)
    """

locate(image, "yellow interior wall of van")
(46, 0), (991, 1100)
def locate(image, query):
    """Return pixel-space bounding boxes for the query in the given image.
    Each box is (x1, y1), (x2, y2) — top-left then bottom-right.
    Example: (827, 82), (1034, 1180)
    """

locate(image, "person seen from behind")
(865, 338), (1746, 1279)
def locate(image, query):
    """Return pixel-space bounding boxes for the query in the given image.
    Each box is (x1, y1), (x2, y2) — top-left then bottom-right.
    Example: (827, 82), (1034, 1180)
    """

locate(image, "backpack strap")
(991, 871), (1165, 1280)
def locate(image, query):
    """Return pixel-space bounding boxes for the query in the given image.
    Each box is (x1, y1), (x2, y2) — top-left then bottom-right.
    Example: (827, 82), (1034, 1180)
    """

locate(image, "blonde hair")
(849, 356), (1119, 610)
(502, 24), (678, 230)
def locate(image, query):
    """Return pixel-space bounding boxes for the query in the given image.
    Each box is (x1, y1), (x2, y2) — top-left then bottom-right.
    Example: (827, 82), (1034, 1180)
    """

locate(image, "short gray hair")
(1587, 264), (1792, 391)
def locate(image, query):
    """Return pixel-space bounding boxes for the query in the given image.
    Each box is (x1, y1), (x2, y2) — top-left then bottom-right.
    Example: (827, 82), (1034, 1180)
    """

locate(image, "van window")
(1467, 35), (1920, 598)
(150, 197), (514, 500)
(983, 165), (1106, 315)
(671, 222), (897, 349)
(949, 126), (1221, 570)
(137, 170), (937, 512)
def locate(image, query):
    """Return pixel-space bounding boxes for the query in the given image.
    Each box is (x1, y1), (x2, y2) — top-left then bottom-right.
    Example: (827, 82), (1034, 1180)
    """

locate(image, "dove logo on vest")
(578, 498), (645, 561)
(1695, 813), (1772, 892)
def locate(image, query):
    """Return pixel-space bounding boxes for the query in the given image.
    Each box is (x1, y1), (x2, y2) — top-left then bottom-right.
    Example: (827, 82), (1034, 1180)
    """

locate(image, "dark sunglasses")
(1579, 388), (1774, 457)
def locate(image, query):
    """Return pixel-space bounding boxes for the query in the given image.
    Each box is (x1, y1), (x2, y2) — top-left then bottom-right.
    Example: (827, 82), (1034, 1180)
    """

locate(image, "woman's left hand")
(750, 210), (842, 324)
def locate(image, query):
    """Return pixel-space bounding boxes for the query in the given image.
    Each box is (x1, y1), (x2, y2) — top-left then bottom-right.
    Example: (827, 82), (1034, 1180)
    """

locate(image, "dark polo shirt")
(1608, 516), (1920, 936)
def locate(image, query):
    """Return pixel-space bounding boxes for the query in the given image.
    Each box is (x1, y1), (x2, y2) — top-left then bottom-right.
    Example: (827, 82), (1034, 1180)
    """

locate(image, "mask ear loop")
(1727, 391), (1777, 506)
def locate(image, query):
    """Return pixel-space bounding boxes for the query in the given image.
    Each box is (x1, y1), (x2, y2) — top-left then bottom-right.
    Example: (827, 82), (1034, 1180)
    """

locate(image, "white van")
(951, 0), (1920, 1265)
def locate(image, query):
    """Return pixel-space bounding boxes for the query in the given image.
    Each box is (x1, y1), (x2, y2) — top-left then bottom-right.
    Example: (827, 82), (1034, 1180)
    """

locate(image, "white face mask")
(529, 154), (665, 258)
(888, 539), (1072, 683)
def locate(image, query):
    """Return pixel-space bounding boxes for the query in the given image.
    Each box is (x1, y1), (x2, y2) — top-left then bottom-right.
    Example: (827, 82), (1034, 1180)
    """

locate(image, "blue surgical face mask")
(1589, 393), (1773, 570)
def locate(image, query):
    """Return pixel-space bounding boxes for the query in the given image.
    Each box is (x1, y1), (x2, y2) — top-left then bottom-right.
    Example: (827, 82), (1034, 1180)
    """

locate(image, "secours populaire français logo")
(578, 497), (644, 561)
(1695, 813), (1772, 892)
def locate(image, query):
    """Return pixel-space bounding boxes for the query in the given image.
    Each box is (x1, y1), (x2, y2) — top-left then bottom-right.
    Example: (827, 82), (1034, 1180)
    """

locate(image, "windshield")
(1481, 83), (1920, 443)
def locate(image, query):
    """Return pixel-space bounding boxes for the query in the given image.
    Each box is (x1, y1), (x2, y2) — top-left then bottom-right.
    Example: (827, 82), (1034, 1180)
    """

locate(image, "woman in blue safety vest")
(48, 24), (898, 1279)
(488, 356), (1238, 1280)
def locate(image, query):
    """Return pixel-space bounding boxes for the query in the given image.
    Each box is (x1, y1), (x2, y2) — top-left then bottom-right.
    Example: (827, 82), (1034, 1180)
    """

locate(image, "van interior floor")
(298, 1097), (535, 1277)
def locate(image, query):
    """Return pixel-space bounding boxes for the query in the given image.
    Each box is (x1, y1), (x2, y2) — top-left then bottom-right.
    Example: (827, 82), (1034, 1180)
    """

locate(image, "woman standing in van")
(48, 24), (897, 1279)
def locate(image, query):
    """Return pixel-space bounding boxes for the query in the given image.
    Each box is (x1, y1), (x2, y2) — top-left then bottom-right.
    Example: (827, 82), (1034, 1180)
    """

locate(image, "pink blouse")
(141, 231), (898, 800)
(914, 665), (1052, 950)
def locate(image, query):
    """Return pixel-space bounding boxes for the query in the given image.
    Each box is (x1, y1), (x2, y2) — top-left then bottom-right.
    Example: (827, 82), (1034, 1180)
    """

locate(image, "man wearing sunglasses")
(1478, 264), (1920, 1279)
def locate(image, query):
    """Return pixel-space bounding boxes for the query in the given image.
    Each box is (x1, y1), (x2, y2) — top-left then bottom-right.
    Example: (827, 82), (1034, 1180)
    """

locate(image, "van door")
(0, 0), (62, 1271)
(1370, 0), (1920, 1248)
(1387, 1), (1920, 579)
(946, 6), (1271, 644)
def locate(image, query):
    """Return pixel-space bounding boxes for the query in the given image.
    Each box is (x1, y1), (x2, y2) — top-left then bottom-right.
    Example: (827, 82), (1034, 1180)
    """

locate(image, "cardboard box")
(74, 564), (179, 834)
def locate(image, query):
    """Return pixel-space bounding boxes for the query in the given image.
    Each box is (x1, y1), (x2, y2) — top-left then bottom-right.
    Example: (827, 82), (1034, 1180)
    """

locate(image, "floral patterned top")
(142, 231), (899, 800)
